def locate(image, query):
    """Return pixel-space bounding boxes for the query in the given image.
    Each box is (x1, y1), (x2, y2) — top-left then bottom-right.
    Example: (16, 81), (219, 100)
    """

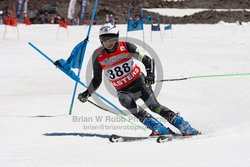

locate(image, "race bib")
(104, 58), (141, 89)
(105, 58), (134, 81)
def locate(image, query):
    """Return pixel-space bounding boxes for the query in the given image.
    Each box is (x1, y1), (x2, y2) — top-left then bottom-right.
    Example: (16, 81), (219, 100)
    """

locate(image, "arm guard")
(87, 50), (103, 95)
(142, 55), (155, 75)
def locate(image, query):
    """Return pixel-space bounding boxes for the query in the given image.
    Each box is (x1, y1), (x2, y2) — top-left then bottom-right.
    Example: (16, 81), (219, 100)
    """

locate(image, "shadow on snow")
(43, 132), (111, 139)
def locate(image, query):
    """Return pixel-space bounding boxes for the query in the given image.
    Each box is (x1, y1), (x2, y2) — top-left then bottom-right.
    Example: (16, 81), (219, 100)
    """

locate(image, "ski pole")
(86, 100), (147, 132)
(156, 72), (250, 82)
(87, 99), (110, 112)
(157, 77), (188, 82)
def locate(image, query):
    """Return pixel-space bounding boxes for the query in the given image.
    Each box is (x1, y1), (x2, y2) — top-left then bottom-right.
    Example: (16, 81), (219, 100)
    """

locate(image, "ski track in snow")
(0, 23), (250, 167)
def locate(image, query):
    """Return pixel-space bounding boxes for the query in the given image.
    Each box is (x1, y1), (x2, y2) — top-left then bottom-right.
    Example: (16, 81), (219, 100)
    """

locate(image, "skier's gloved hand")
(78, 90), (91, 103)
(145, 73), (155, 85)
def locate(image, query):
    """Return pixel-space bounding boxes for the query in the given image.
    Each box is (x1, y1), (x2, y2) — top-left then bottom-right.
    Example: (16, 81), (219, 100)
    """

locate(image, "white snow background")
(0, 22), (250, 167)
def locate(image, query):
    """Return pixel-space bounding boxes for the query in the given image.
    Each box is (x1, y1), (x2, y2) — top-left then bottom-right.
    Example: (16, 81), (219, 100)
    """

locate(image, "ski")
(109, 134), (174, 143)
(156, 133), (201, 143)
(109, 134), (152, 143)
(109, 134), (200, 143)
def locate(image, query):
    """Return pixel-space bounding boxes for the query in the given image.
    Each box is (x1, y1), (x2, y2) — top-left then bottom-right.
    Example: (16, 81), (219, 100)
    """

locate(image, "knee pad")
(117, 91), (136, 110)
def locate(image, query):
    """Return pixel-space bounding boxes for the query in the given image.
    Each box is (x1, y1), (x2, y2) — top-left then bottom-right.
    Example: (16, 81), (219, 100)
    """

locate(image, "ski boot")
(143, 114), (173, 137)
(170, 114), (200, 136)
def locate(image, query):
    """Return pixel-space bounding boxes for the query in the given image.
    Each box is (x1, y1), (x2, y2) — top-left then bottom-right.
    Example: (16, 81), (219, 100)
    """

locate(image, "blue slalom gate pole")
(69, 0), (99, 115)
(28, 42), (126, 115)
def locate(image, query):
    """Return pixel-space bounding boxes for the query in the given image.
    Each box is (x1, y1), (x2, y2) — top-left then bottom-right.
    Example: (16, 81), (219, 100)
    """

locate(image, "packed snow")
(0, 22), (250, 167)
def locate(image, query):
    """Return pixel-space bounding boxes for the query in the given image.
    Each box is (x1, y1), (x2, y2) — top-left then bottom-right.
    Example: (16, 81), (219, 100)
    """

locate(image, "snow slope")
(0, 23), (250, 167)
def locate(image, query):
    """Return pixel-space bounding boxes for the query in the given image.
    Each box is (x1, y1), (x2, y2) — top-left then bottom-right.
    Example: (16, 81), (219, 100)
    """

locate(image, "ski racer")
(78, 23), (200, 136)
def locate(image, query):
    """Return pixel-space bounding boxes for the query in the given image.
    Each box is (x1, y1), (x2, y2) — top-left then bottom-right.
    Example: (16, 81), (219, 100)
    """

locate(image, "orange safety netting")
(59, 21), (68, 28)
(5, 17), (18, 26)
(24, 18), (31, 25)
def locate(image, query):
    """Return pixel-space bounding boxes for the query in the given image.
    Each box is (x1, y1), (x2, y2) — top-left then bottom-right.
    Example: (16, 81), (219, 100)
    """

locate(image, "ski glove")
(78, 90), (91, 103)
(145, 73), (155, 85)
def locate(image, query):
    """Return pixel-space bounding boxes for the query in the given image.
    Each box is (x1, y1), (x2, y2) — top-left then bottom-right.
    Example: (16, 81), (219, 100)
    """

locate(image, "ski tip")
(156, 135), (173, 143)
(109, 134), (122, 143)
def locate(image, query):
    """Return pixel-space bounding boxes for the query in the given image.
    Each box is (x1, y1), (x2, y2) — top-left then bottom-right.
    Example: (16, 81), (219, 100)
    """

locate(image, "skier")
(78, 23), (200, 136)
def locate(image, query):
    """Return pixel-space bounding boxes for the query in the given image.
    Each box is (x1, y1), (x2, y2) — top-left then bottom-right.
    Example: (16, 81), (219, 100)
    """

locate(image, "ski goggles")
(100, 34), (118, 43)
(102, 39), (117, 47)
